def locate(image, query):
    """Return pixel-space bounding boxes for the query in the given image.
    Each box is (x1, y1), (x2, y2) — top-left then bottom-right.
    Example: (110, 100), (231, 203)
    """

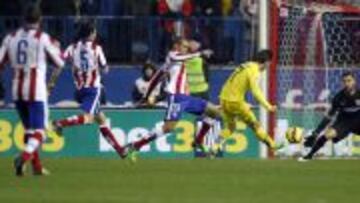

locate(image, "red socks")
(55, 115), (86, 127)
(133, 135), (157, 150)
(194, 121), (211, 145)
(31, 151), (42, 172)
(100, 126), (124, 156)
(24, 132), (43, 171)
(22, 131), (43, 163)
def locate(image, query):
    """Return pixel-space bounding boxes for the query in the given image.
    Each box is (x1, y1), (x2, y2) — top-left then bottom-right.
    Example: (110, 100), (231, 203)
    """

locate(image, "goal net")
(269, 0), (360, 157)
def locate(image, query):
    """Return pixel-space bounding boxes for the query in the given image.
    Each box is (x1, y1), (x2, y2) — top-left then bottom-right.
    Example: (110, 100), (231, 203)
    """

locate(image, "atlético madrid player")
(52, 20), (125, 158)
(122, 39), (221, 161)
(0, 4), (64, 176)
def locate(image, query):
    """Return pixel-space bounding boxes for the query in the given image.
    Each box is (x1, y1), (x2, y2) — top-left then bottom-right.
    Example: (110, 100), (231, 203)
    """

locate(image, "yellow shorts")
(220, 100), (257, 134)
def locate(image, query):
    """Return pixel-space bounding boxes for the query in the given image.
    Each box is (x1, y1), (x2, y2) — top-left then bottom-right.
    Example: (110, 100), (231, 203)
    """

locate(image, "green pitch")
(1, 158), (360, 203)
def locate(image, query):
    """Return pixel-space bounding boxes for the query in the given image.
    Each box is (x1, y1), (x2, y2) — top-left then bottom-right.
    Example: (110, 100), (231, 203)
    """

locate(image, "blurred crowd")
(0, 0), (256, 17)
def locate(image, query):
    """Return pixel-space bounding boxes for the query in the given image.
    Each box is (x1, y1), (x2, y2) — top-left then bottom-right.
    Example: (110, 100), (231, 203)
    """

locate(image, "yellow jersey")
(219, 62), (272, 110)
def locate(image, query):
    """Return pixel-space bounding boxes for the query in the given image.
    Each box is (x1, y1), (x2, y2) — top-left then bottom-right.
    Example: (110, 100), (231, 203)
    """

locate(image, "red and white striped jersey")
(64, 41), (107, 89)
(0, 28), (64, 102)
(162, 50), (200, 95)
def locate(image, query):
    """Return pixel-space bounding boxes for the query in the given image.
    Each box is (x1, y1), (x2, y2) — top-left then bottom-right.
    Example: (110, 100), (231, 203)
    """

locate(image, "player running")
(0, 4), (64, 176)
(52, 20), (125, 157)
(217, 50), (282, 151)
(122, 39), (220, 160)
(300, 72), (360, 161)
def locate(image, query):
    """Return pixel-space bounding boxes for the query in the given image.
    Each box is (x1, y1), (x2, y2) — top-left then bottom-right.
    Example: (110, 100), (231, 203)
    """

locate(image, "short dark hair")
(77, 19), (96, 40)
(24, 3), (42, 24)
(342, 71), (355, 79)
(252, 49), (273, 64)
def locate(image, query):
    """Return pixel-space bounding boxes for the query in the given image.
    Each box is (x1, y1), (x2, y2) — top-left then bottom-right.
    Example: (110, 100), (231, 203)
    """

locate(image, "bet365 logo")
(0, 119), (64, 152)
(99, 120), (250, 154)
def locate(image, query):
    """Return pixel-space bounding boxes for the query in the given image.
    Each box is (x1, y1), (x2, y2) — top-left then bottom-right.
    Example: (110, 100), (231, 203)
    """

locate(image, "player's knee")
(324, 128), (337, 139)
(249, 121), (260, 130)
(84, 114), (95, 123)
(205, 103), (221, 118)
(163, 122), (175, 133)
(220, 128), (232, 139)
(95, 114), (106, 125)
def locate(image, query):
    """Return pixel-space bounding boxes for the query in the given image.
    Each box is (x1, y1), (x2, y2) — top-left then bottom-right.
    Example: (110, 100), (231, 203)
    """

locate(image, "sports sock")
(133, 134), (157, 150)
(306, 135), (327, 158)
(255, 128), (276, 149)
(55, 115), (86, 127)
(133, 124), (166, 150)
(194, 118), (212, 145)
(24, 131), (42, 172)
(22, 131), (43, 162)
(31, 150), (42, 172)
(100, 125), (124, 155)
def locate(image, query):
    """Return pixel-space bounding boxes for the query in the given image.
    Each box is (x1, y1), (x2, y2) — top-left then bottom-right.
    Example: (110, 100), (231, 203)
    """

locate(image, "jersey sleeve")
(169, 52), (201, 61)
(43, 34), (65, 68)
(0, 35), (10, 68)
(248, 70), (272, 110)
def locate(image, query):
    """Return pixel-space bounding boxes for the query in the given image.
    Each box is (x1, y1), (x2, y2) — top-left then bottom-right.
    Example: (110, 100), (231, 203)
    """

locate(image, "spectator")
(221, 0), (233, 16)
(132, 63), (166, 106)
(194, 0), (221, 16)
(185, 40), (210, 99)
(157, 0), (193, 17)
(123, 0), (155, 16)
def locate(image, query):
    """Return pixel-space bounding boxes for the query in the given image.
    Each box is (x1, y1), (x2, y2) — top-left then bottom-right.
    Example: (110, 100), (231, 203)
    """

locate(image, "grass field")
(1, 158), (360, 203)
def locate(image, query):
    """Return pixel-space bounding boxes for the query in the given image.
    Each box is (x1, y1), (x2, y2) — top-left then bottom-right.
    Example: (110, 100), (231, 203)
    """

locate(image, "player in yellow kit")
(219, 50), (282, 150)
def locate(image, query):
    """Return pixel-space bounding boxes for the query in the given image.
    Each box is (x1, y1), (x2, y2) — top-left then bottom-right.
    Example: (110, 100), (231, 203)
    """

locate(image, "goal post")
(268, 0), (360, 157)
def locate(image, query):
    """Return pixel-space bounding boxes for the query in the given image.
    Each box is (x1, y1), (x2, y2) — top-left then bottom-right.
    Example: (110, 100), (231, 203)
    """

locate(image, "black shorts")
(331, 116), (360, 143)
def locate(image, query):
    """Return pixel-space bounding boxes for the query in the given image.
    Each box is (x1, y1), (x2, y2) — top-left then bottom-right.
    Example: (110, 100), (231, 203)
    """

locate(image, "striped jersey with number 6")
(64, 41), (107, 89)
(0, 28), (64, 102)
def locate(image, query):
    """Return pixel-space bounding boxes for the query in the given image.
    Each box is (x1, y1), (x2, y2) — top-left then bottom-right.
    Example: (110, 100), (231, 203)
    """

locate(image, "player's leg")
(14, 102), (46, 176)
(16, 101), (46, 175)
(53, 88), (98, 133)
(239, 104), (279, 150)
(303, 119), (351, 160)
(95, 111), (125, 157)
(189, 98), (220, 148)
(219, 100), (237, 140)
(131, 120), (177, 151)
(123, 95), (182, 158)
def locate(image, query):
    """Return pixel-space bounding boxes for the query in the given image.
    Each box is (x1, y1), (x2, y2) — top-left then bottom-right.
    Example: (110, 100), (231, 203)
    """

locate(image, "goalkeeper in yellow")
(219, 50), (282, 150)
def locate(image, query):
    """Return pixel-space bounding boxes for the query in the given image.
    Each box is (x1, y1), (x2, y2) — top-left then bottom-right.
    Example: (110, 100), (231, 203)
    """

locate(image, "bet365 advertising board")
(0, 109), (260, 158)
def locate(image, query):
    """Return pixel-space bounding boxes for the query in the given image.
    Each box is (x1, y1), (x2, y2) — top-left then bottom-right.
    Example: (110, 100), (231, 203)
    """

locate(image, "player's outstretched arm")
(249, 74), (275, 112)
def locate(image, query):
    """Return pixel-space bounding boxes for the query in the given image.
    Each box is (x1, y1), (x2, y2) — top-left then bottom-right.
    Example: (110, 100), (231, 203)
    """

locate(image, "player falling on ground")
(217, 50), (282, 151)
(0, 4), (65, 176)
(122, 39), (220, 160)
(52, 20), (124, 157)
(300, 72), (360, 161)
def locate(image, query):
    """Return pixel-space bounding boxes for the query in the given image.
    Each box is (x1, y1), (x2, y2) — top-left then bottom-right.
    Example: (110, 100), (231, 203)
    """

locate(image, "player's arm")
(249, 73), (274, 112)
(0, 35), (10, 71)
(97, 45), (109, 74)
(44, 35), (65, 94)
(169, 52), (201, 61)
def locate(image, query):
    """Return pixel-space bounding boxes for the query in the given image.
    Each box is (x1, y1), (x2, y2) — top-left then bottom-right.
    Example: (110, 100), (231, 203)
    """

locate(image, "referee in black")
(300, 72), (360, 161)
